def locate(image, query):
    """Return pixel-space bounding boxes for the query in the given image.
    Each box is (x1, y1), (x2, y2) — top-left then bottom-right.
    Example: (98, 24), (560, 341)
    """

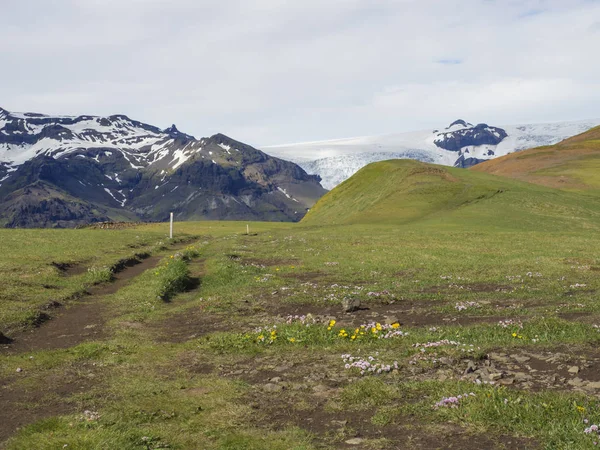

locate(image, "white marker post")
(170, 212), (174, 239)
(246, 224), (249, 235)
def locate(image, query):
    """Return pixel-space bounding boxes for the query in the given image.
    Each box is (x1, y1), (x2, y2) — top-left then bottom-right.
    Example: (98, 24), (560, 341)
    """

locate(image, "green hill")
(301, 159), (600, 231)
(472, 125), (600, 193)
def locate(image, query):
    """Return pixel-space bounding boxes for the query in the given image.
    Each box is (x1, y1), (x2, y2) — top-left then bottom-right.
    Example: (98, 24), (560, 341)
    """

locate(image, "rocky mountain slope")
(264, 119), (600, 189)
(0, 107), (327, 228)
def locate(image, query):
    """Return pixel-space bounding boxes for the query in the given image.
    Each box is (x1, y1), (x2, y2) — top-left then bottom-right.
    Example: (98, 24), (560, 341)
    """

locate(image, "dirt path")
(1, 242), (194, 355)
(0, 242), (199, 446)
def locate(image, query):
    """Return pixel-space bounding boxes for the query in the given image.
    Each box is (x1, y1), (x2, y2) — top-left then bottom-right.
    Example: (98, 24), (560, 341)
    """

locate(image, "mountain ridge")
(0, 107), (327, 228)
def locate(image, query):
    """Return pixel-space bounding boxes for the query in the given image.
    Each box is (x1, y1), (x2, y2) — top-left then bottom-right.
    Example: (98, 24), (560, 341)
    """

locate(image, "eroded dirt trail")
(1, 254), (163, 354)
(0, 239), (202, 357)
(0, 243), (200, 446)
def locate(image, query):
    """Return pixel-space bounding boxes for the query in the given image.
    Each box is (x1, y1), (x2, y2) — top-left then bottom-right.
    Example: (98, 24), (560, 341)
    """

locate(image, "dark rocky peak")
(434, 123), (508, 152)
(108, 114), (132, 122)
(447, 119), (473, 129)
(453, 155), (486, 168)
(164, 124), (180, 134)
(163, 124), (195, 141)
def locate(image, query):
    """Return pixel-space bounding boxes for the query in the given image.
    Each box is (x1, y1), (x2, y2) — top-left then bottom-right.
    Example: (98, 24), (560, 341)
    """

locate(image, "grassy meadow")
(2, 216), (600, 449)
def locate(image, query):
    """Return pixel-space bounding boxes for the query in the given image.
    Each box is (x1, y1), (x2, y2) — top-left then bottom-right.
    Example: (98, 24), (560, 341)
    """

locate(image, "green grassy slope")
(301, 159), (600, 231)
(472, 125), (600, 194)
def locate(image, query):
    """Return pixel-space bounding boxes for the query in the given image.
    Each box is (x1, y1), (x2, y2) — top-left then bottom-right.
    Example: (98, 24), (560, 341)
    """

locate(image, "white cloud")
(0, 0), (598, 146)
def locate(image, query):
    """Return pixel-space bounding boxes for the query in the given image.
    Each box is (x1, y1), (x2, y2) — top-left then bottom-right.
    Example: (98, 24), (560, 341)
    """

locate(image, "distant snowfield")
(262, 119), (600, 189)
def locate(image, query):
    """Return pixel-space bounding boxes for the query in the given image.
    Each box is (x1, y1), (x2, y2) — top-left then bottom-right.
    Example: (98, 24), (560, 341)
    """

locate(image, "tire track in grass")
(0, 241), (196, 354)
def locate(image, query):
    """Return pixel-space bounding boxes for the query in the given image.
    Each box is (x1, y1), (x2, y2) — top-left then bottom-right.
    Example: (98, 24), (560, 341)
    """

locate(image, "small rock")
(341, 297), (361, 313)
(587, 381), (600, 389)
(513, 372), (532, 382)
(568, 366), (580, 375)
(331, 420), (348, 427)
(16, 368), (22, 373)
(568, 377), (586, 387)
(0, 332), (12, 345)
(488, 372), (503, 381)
(269, 377), (282, 383)
(263, 383), (283, 392)
(384, 316), (400, 326)
(345, 438), (365, 445)
(498, 377), (515, 385)
(464, 361), (478, 375)
(512, 355), (531, 363)
(489, 352), (510, 363)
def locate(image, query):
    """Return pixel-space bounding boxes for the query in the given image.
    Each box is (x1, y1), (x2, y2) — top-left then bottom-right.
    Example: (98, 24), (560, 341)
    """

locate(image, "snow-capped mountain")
(263, 119), (600, 189)
(0, 107), (326, 228)
(0, 107), (212, 172)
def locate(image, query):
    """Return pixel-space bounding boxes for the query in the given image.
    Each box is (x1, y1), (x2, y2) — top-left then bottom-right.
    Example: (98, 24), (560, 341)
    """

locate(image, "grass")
(5, 151), (600, 447)
(0, 221), (289, 332)
(3, 220), (600, 448)
(473, 125), (600, 194)
(301, 159), (600, 231)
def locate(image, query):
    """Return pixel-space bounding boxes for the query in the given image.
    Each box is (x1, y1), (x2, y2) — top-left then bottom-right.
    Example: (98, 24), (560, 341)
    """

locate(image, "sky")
(1, 0), (599, 146)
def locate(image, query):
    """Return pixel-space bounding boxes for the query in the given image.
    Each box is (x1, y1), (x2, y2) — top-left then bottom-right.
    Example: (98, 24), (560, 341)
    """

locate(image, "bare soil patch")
(279, 271), (328, 282)
(0, 366), (100, 445)
(244, 383), (536, 449)
(151, 308), (229, 343)
(50, 261), (87, 277)
(449, 346), (600, 394)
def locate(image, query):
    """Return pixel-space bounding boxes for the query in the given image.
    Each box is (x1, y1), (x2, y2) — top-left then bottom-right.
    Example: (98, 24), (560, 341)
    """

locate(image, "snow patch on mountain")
(0, 107), (196, 172)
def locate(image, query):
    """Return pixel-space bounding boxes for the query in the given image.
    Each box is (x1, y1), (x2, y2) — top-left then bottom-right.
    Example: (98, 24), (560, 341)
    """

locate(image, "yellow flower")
(512, 332), (517, 337)
(371, 328), (377, 334)
(577, 405), (585, 413)
(329, 320), (336, 327)
(276, 268), (280, 271)
(257, 335), (264, 340)
(376, 323), (382, 331)
(391, 323), (400, 329)
(327, 327), (332, 331)
(289, 337), (296, 343)
(351, 335), (356, 340)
